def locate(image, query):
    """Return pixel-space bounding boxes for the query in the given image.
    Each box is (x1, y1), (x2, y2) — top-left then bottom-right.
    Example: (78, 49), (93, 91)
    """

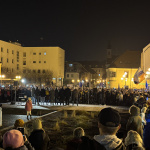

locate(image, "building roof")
(109, 50), (141, 68)
(77, 61), (105, 68)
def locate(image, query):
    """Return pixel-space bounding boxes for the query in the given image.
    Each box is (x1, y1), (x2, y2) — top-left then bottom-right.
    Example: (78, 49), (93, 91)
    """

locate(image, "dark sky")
(0, 0), (150, 61)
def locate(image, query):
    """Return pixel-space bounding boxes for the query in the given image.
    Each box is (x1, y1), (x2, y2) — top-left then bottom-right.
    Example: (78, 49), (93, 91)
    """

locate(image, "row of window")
(4, 68), (46, 73)
(66, 74), (74, 78)
(1, 47), (47, 56)
(33, 61), (46, 64)
(0, 58), (46, 65)
(23, 69), (46, 73)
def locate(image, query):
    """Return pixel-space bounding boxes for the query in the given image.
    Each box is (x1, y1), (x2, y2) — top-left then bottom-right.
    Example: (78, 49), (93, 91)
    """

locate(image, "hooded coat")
(25, 100), (32, 111)
(126, 105), (143, 137)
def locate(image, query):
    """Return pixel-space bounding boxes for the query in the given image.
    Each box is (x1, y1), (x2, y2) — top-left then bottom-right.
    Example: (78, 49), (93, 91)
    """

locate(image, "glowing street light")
(21, 79), (25, 83)
(72, 79), (74, 83)
(77, 79), (80, 82)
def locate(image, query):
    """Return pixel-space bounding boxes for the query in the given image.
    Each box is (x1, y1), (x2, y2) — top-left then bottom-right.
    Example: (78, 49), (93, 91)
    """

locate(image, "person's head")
(28, 97), (32, 101)
(125, 130), (144, 149)
(73, 127), (85, 139)
(3, 130), (24, 149)
(33, 119), (42, 130)
(129, 105), (140, 116)
(98, 107), (121, 135)
(14, 119), (24, 129)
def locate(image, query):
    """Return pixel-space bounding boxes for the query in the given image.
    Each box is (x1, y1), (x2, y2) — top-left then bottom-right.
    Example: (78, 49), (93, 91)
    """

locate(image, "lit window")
(33, 53), (36, 55)
(99, 74), (100, 76)
(44, 61), (46, 63)
(33, 61), (36, 63)
(44, 52), (46, 55)
(69, 64), (73, 67)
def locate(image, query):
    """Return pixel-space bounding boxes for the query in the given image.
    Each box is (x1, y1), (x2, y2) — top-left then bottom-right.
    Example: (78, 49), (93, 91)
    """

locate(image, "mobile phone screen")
(17, 127), (24, 135)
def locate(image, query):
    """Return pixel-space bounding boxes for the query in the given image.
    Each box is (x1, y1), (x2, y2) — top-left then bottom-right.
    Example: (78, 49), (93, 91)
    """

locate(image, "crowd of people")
(0, 85), (150, 149)
(0, 85), (149, 107)
(0, 104), (149, 150)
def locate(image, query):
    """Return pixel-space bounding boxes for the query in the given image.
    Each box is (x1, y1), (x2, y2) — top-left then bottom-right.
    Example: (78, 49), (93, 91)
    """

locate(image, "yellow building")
(106, 50), (145, 89)
(0, 40), (65, 86)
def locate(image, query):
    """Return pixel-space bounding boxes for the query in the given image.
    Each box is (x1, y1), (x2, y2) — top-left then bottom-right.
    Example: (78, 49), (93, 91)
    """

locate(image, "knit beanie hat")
(98, 107), (121, 127)
(33, 119), (42, 130)
(3, 130), (24, 149)
(14, 119), (24, 128)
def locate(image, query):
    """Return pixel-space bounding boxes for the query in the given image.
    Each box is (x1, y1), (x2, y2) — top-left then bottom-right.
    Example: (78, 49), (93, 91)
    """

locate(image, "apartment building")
(0, 40), (65, 86)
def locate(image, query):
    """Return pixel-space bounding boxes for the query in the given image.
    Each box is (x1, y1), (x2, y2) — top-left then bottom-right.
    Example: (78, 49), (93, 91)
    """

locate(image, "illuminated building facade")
(0, 40), (65, 86)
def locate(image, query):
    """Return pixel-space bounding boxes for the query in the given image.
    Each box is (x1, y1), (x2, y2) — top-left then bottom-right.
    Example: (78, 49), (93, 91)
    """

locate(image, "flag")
(134, 67), (145, 84)
(146, 80), (149, 89)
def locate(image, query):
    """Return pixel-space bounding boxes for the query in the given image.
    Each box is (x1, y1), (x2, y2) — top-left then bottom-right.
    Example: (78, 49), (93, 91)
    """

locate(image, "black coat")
(29, 129), (50, 150)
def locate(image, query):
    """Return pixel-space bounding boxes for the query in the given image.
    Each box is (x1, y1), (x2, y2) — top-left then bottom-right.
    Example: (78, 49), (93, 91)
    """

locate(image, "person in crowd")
(59, 87), (65, 105)
(50, 87), (55, 106)
(140, 107), (147, 127)
(35, 86), (40, 105)
(55, 87), (59, 105)
(31, 86), (36, 104)
(66, 127), (85, 150)
(125, 130), (145, 150)
(91, 107), (124, 150)
(3, 129), (34, 150)
(45, 87), (50, 105)
(40, 87), (45, 105)
(29, 119), (50, 150)
(14, 119), (29, 137)
(25, 97), (33, 120)
(72, 87), (79, 106)
(126, 105), (143, 137)
(64, 86), (71, 105)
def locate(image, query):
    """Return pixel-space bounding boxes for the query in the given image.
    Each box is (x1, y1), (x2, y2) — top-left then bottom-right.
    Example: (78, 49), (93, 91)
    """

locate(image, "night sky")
(0, 0), (150, 61)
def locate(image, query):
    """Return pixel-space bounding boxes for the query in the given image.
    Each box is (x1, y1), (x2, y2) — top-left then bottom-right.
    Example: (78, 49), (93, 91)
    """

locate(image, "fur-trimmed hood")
(94, 135), (122, 150)
(125, 130), (144, 148)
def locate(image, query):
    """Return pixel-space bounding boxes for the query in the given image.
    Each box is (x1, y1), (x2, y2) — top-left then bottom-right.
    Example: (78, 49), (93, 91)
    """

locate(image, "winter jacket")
(29, 129), (50, 150)
(126, 105), (143, 137)
(25, 100), (33, 111)
(40, 89), (45, 97)
(93, 135), (124, 150)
